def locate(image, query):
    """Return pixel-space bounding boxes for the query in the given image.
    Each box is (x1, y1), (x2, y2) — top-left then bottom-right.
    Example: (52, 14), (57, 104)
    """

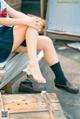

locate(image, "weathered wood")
(2, 72), (27, 94)
(41, 92), (66, 119)
(0, 92), (8, 119)
(0, 51), (43, 90)
(2, 94), (48, 113)
(0, 92), (3, 110)
(47, 32), (80, 41)
(41, 91), (56, 119)
(10, 112), (50, 119)
(0, 53), (29, 89)
(0, 93), (66, 119)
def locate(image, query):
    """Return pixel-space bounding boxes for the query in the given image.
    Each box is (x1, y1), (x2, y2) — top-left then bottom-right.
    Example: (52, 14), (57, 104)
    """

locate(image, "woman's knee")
(45, 36), (53, 44)
(13, 25), (28, 32)
(37, 36), (53, 50)
(40, 36), (53, 46)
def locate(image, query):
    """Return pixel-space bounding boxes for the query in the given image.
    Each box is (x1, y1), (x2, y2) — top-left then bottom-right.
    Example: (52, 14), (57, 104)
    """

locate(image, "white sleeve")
(1, 0), (9, 8)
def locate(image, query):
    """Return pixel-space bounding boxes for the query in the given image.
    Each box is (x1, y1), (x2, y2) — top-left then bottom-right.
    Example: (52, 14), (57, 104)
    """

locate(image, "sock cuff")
(50, 62), (60, 70)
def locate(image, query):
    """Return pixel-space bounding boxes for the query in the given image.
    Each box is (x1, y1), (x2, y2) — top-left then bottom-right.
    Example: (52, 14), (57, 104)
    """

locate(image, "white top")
(0, 0), (8, 27)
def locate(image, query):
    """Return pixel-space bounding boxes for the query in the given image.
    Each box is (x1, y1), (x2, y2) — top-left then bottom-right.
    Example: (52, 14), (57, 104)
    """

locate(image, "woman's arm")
(1, 1), (43, 31)
(3, 1), (34, 19)
(0, 17), (30, 26)
(6, 5), (45, 32)
(7, 4), (31, 19)
(0, 17), (29, 26)
(0, 17), (42, 32)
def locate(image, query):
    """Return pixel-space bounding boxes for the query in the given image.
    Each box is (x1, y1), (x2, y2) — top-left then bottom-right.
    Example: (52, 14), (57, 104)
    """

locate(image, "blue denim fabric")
(0, 26), (13, 62)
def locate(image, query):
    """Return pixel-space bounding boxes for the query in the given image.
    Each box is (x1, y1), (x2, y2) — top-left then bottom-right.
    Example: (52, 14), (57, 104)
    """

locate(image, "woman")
(0, 0), (79, 93)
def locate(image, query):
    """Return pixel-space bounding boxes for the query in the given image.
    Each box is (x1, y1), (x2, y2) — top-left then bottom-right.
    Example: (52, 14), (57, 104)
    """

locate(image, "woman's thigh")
(12, 25), (27, 52)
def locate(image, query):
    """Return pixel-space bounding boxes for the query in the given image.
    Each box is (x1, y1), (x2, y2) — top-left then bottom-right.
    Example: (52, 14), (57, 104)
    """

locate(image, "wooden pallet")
(0, 93), (66, 119)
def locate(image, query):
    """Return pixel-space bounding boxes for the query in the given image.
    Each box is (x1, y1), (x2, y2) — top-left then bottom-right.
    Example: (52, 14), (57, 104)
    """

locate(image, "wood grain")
(0, 93), (66, 119)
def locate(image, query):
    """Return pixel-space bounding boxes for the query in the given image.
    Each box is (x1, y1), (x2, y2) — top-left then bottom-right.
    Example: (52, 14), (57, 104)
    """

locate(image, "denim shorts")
(0, 26), (13, 62)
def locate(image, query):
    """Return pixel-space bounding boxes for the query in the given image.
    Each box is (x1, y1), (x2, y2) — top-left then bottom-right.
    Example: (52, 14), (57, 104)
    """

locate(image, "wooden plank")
(2, 72), (27, 94)
(0, 51), (43, 89)
(3, 93), (58, 113)
(48, 31), (80, 38)
(41, 92), (66, 119)
(0, 93), (66, 119)
(0, 92), (3, 110)
(46, 93), (66, 119)
(10, 112), (50, 119)
(41, 92), (56, 119)
(2, 94), (48, 113)
(47, 32), (80, 41)
(0, 92), (7, 119)
(0, 53), (29, 89)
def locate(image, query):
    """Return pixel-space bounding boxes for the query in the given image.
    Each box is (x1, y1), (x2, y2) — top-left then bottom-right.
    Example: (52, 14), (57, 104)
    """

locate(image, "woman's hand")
(27, 17), (44, 32)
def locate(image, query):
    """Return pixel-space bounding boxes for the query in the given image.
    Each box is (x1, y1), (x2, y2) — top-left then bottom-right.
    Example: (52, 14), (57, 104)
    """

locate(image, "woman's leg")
(36, 36), (67, 84)
(37, 36), (59, 65)
(15, 32), (57, 64)
(12, 25), (46, 84)
(12, 25), (28, 52)
(15, 35), (79, 93)
(14, 35), (64, 84)
(36, 36), (79, 94)
(15, 35), (59, 65)
(14, 46), (27, 53)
